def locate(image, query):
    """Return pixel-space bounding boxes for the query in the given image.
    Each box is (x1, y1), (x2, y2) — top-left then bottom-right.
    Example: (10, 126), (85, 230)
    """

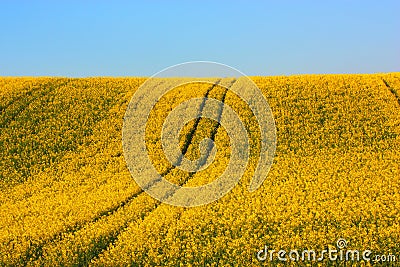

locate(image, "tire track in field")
(139, 79), (221, 191)
(0, 83), (43, 114)
(1, 78), (134, 187)
(86, 79), (234, 266)
(83, 79), (220, 222)
(383, 79), (400, 107)
(79, 79), (230, 265)
(159, 85), (230, 202)
(24, 79), (224, 266)
(1, 78), (145, 265)
(0, 79), (69, 130)
(0, 80), (72, 185)
(17, 80), (164, 265)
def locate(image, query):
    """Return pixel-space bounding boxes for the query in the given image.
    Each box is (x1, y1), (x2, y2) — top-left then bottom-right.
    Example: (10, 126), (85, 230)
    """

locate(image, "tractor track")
(24, 78), (236, 266)
(19, 80), (172, 266)
(1, 84), (43, 114)
(86, 79), (233, 266)
(382, 79), (400, 107)
(0, 79), (69, 130)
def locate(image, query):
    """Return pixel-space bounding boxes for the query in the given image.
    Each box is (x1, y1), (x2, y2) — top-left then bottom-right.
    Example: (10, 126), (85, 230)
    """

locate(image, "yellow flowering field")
(0, 73), (399, 266)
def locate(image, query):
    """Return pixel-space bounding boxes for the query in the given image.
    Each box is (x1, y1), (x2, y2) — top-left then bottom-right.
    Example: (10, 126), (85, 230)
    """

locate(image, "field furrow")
(382, 78), (400, 107)
(24, 78), (236, 266)
(90, 81), (234, 266)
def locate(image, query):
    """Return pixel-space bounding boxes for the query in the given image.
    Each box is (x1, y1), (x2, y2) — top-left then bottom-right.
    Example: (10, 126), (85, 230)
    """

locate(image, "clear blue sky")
(1, 1), (399, 77)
